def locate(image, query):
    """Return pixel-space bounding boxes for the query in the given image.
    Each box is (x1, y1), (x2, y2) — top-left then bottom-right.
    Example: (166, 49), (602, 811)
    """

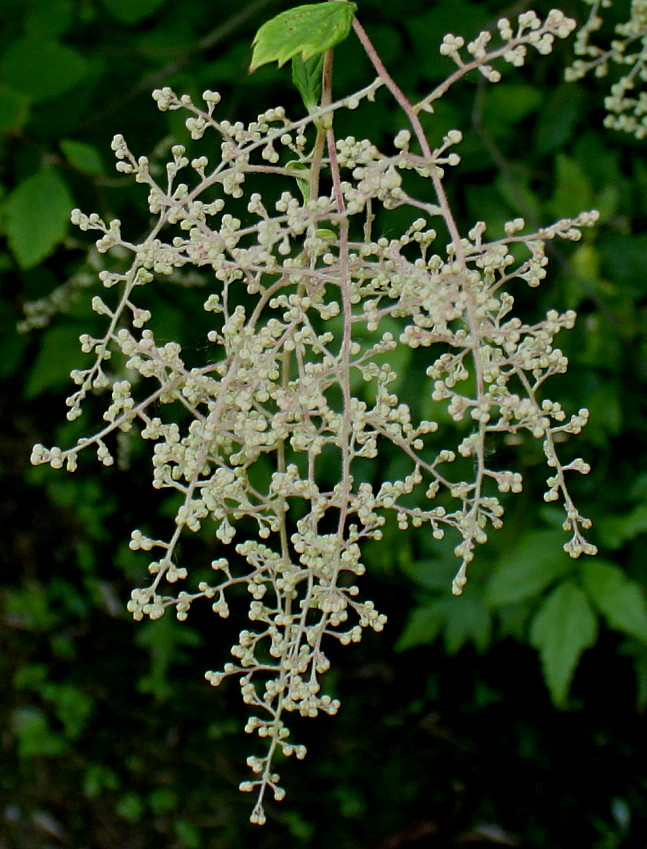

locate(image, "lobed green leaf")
(530, 581), (597, 706)
(580, 560), (647, 642)
(250, 1), (357, 72)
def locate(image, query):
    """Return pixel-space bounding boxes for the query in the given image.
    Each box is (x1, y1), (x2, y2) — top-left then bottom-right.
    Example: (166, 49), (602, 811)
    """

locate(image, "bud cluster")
(31, 8), (597, 822)
(565, 0), (647, 137)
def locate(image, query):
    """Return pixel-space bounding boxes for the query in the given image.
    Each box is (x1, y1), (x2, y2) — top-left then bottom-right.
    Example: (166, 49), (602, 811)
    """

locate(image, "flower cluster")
(31, 7), (597, 823)
(566, 0), (647, 137)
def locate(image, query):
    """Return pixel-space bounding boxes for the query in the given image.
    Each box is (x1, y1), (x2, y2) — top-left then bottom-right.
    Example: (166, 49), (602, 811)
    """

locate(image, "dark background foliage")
(2, 0), (647, 846)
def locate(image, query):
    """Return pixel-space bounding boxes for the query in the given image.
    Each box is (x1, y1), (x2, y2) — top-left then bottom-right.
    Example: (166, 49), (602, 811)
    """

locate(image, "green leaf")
(486, 530), (573, 607)
(100, 0), (167, 24)
(174, 819), (202, 849)
(3, 168), (73, 268)
(24, 0), (74, 38)
(60, 139), (105, 175)
(149, 787), (178, 815)
(397, 593), (491, 654)
(135, 614), (203, 701)
(0, 84), (30, 134)
(548, 153), (593, 220)
(580, 560), (647, 642)
(292, 52), (324, 113)
(250, 2), (357, 72)
(530, 581), (597, 706)
(14, 662), (48, 690)
(83, 763), (120, 799)
(443, 592), (492, 654)
(597, 504), (647, 549)
(285, 159), (311, 202)
(11, 707), (66, 757)
(534, 84), (583, 155)
(4, 585), (59, 630)
(495, 172), (541, 222)
(0, 38), (87, 102)
(483, 84), (543, 137)
(42, 682), (94, 739)
(115, 792), (144, 823)
(396, 601), (445, 651)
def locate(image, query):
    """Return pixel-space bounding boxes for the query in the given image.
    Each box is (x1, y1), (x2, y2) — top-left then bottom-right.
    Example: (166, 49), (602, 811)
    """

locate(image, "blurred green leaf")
(24, 323), (83, 398)
(397, 592), (491, 654)
(100, 0), (167, 24)
(0, 38), (87, 102)
(3, 168), (73, 268)
(483, 84), (543, 136)
(174, 819), (202, 848)
(486, 530), (573, 607)
(14, 663), (48, 690)
(597, 503), (647, 550)
(530, 581), (597, 706)
(534, 84), (583, 154)
(136, 614), (203, 700)
(601, 234), (647, 288)
(24, 0), (74, 38)
(396, 600), (445, 651)
(0, 84), (30, 133)
(83, 763), (120, 799)
(548, 154), (593, 219)
(41, 681), (94, 739)
(495, 172), (542, 222)
(149, 787), (178, 815)
(115, 792), (144, 822)
(250, 2), (357, 71)
(578, 382), (622, 443)
(580, 560), (647, 642)
(443, 592), (491, 653)
(5, 585), (58, 630)
(60, 139), (105, 175)
(11, 707), (66, 757)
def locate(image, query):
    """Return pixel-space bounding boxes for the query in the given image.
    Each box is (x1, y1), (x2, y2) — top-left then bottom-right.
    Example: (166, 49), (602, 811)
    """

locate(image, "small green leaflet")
(250, 2), (357, 72)
(530, 581), (597, 707)
(285, 159), (311, 202)
(292, 53), (324, 114)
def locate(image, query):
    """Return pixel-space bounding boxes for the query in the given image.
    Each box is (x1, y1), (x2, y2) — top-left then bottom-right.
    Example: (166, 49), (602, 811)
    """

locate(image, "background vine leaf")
(249, 1), (357, 72)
